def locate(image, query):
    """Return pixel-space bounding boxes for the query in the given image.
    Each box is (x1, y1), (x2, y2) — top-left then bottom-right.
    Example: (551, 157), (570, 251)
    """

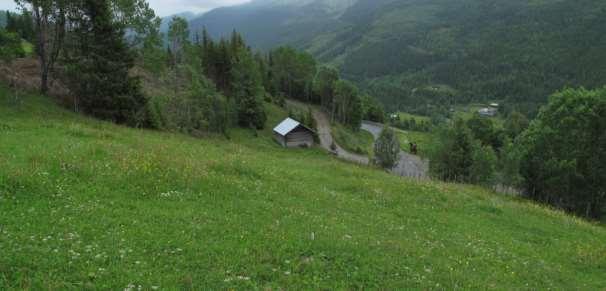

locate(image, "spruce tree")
(0, 28), (25, 62)
(230, 48), (267, 129)
(67, 0), (146, 126)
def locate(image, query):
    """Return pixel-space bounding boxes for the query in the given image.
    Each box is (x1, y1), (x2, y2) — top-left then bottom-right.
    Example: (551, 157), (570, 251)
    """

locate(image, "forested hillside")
(188, 0), (606, 114)
(188, 0), (354, 51)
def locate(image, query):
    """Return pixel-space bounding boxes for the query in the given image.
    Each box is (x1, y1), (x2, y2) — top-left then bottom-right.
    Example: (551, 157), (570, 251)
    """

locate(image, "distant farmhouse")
(478, 103), (499, 117)
(273, 118), (315, 148)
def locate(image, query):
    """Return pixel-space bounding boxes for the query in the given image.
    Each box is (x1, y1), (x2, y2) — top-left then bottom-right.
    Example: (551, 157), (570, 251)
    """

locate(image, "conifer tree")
(67, 0), (146, 126)
(230, 48), (267, 129)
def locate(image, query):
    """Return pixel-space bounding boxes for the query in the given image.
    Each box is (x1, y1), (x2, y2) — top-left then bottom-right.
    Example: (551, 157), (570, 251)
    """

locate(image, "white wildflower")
(124, 283), (135, 291)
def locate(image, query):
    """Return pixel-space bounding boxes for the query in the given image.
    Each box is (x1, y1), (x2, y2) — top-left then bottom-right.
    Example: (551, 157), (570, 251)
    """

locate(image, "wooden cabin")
(273, 118), (315, 148)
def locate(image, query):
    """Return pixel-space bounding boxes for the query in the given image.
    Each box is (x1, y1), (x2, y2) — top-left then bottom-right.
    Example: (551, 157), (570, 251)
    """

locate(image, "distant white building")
(478, 107), (498, 117)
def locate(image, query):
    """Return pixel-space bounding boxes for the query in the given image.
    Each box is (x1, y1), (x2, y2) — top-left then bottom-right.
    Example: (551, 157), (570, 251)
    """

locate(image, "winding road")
(286, 100), (429, 179)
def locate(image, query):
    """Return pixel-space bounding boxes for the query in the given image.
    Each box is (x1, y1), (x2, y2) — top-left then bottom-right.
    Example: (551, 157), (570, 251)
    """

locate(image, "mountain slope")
(1, 85), (606, 288)
(188, 0), (606, 113)
(188, 0), (355, 49)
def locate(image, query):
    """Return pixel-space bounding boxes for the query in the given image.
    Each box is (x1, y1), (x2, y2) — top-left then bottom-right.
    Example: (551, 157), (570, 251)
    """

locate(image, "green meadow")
(1, 86), (605, 289)
(394, 129), (433, 158)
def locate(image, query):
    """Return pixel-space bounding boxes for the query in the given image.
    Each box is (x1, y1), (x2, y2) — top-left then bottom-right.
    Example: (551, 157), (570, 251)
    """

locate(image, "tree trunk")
(41, 66), (49, 93)
(30, 1), (66, 95)
(33, 4), (49, 94)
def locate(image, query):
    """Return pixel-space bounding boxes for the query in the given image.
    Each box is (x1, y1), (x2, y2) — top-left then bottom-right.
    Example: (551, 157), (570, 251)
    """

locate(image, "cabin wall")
(274, 133), (286, 147)
(285, 129), (314, 148)
(274, 125), (314, 148)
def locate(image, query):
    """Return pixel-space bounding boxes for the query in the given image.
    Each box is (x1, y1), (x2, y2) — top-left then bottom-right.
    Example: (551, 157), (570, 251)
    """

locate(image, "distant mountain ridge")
(185, 0), (356, 50)
(0, 10), (8, 28)
(178, 0), (606, 112)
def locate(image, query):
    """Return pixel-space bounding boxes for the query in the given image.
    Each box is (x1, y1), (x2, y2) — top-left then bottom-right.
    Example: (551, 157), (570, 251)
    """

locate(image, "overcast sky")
(0, 1), (18, 13)
(0, 0), (251, 17)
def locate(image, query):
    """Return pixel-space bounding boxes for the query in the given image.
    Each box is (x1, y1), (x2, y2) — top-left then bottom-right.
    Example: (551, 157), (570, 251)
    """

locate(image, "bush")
(374, 126), (400, 169)
(0, 29), (25, 62)
(147, 78), (231, 135)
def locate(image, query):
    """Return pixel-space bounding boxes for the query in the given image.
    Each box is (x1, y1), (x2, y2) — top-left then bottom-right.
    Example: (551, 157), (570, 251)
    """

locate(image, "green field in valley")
(394, 129), (434, 158)
(1, 86), (605, 289)
(396, 112), (430, 123)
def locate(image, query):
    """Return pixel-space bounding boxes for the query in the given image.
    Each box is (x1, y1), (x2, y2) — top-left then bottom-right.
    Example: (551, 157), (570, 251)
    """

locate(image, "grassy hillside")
(188, 0), (606, 114)
(1, 86), (605, 289)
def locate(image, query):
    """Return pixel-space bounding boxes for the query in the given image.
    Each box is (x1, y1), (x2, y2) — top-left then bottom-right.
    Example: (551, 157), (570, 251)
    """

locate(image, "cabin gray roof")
(273, 118), (313, 136)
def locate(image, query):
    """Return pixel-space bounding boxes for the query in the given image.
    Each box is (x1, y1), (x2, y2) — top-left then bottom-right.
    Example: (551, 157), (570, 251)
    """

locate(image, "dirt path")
(312, 108), (370, 165)
(286, 100), (369, 165)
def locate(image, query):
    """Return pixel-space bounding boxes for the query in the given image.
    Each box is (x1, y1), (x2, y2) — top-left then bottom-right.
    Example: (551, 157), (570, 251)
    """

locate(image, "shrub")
(374, 126), (400, 169)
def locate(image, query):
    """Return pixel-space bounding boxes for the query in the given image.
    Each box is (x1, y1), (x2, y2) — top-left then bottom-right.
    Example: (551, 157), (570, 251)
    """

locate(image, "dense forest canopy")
(185, 0), (606, 115)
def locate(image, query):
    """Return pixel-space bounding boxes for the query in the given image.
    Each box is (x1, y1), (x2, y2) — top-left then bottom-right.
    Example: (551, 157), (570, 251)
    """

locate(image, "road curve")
(312, 108), (370, 165)
(285, 100), (428, 178)
(361, 121), (429, 179)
